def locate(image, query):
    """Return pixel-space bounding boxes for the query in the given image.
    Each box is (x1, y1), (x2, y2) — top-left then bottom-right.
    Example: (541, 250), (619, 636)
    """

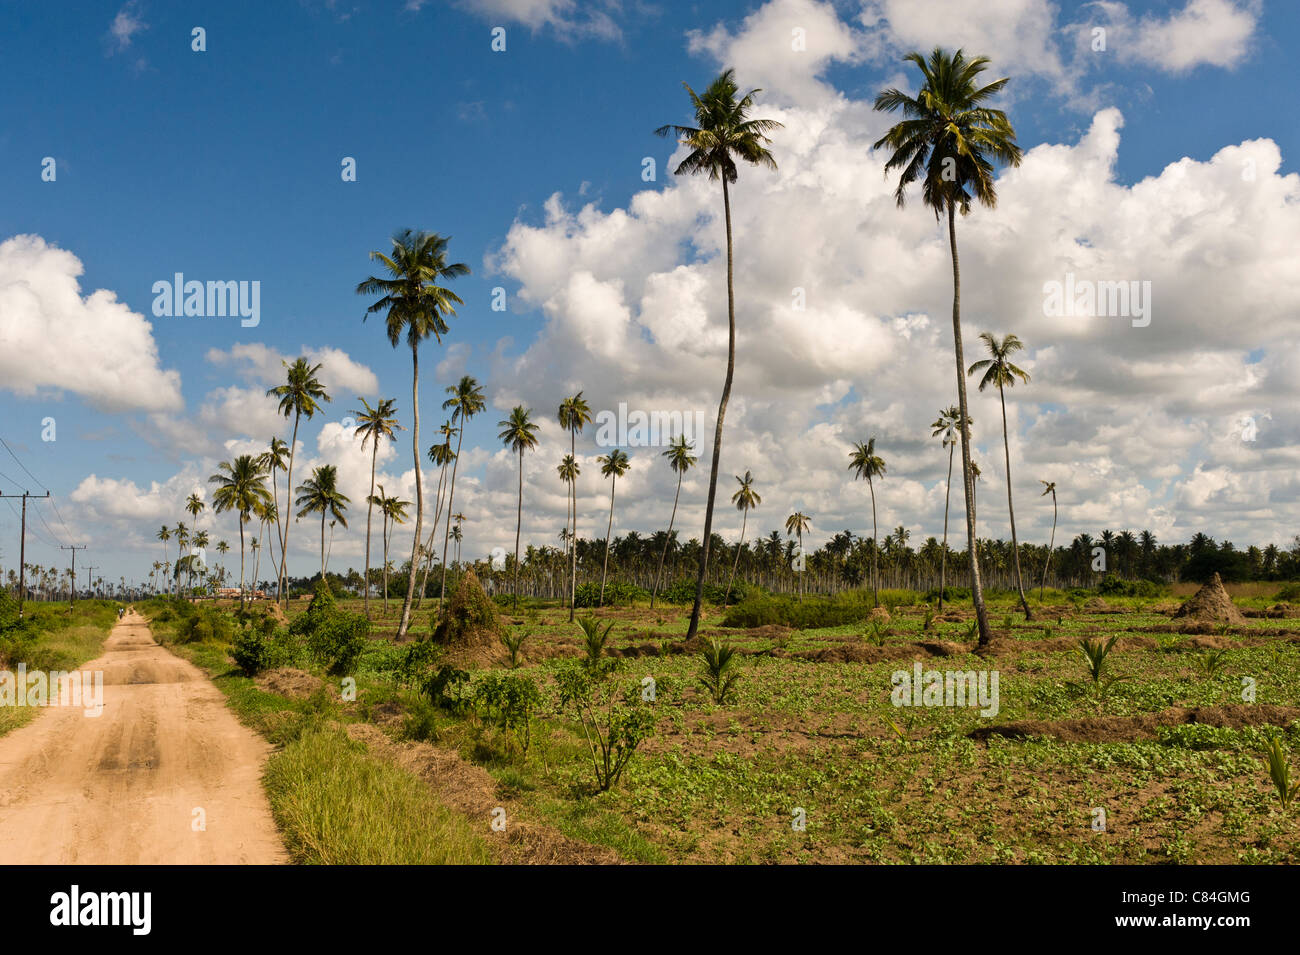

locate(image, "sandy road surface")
(0, 609), (286, 864)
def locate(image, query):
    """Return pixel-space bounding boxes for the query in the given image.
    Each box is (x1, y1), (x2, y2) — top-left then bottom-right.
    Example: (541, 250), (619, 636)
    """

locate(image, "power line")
(0, 438), (46, 492)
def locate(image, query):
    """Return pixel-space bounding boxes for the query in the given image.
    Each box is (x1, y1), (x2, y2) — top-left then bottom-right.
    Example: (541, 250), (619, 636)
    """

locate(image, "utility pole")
(86, 566), (99, 600)
(61, 544), (86, 608)
(0, 490), (50, 618)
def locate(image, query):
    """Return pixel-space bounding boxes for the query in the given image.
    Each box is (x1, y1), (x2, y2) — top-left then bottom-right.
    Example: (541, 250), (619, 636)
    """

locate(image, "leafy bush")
(554, 660), (655, 792)
(1097, 575), (1167, 598)
(231, 626), (272, 676)
(421, 663), (473, 716)
(307, 612), (369, 676)
(400, 699), (441, 743)
(923, 586), (970, 603)
(473, 671), (542, 757)
(573, 580), (649, 608)
(1275, 583), (1300, 602)
(290, 579), (369, 675)
(721, 589), (881, 629)
(657, 579), (744, 605)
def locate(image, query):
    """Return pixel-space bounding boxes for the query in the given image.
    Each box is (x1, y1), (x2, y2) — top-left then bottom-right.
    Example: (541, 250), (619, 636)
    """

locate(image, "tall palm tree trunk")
(278, 413), (300, 607)
(869, 478), (879, 608)
(238, 520), (246, 613)
(439, 418), (467, 613)
(1040, 492), (1056, 600)
(397, 344), (422, 638)
(724, 508), (748, 608)
(651, 473), (683, 609)
(513, 447), (524, 611)
(569, 428), (578, 622)
(998, 383), (1032, 618)
(363, 445), (377, 618)
(382, 514), (391, 613)
(948, 200), (992, 646)
(600, 476), (617, 606)
(417, 461), (449, 608)
(939, 442), (953, 610)
(687, 176), (736, 640)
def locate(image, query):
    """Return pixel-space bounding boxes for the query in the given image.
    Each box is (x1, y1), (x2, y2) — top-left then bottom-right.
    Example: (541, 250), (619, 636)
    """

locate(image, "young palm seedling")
(698, 637), (741, 704)
(866, 620), (888, 647)
(1197, 648), (1230, 679)
(1265, 735), (1300, 811)
(1070, 635), (1127, 703)
(577, 615), (615, 671)
(500, 628), (529, 669)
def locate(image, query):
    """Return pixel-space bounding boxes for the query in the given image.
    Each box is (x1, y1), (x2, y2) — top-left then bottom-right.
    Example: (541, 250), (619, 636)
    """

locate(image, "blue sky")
(1, 0), (1297, 585)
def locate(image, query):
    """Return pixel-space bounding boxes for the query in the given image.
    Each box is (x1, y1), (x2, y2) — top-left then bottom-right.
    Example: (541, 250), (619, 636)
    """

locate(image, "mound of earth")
(255, 667), (325, 700)
(1174, 573), (1246, 625)
(1084, 597), (1109, 611)
(432, 570), (506, 665)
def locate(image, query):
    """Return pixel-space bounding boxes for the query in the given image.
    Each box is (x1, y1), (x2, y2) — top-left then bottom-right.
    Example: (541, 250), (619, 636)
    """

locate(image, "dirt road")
(0, 609), (286, 864)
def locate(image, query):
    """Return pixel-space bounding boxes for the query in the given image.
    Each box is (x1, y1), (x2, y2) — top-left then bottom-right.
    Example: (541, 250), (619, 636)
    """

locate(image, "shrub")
(307, 612), (369, 676)
(573, 580), (649, 608)
(1097, 575), (1168, 598)
(473, 671), (542, 757)
(289, 578), (369, 675)
(231, 626), (272, 676)
(1275, 583), (1300, 602)
(421, 663), (473, 716)
(657, 579), (742, 605)
(400, 699), (441, 743)
(554, 660), (655, 792)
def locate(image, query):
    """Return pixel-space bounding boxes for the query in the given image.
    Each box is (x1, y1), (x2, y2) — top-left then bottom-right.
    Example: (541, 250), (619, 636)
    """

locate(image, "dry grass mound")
(1174, 573), (1246, 625)
(256, 667), (326, 700)
(432, 570), (506, 665)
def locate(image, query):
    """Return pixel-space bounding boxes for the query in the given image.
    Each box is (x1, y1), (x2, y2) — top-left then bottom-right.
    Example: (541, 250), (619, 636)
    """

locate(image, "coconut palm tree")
(785, 511), (811, 600)
(208, 456), (272, 612)
(726, 470), (760, 607)
(192, 529), (210, 594)
(596, 449), (630, 606)
(368, 485), (409, 613)
(156, 525), (171, 590)
(651, 434), (698, 609)
(657, 69), (783, 640)
(873, 47), (1022, 647)
(558, 392), (592, 621)
(437, 376), (485, 613)
(498, 406), (541, 611)
(968, 331), (1033, 618)
(257, 437), (290, 600)
(267, 361), (331, 605)
(358, 229), (469, 638)
(294, 465), (350, 581)
(173, 522), (188, 599)
(418, 420), (457, 607)
(930, 406), (970, 610)
(1039, 480), (1058, 600)
(184, 494), (205, 595)
(351, 396), (403, 618)
(848, 438), (887, 607)
(556, 454), (580, 602)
